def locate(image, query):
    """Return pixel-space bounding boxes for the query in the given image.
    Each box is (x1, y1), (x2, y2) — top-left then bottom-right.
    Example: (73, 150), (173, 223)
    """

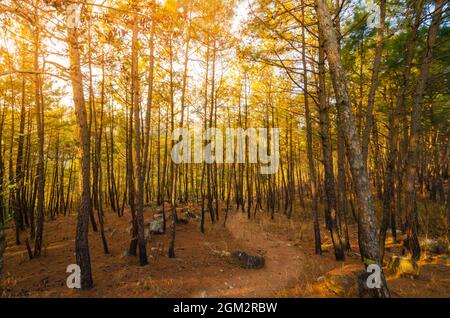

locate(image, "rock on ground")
(229, 251), (265, 269)
(420, 238), (449, 255)
(183, 208), (200, 220)
(149, 215), (164, 234)
(324, 270), (358, 297)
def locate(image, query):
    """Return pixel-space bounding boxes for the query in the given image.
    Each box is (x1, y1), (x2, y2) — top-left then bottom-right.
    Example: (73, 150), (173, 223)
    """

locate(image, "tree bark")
(314, 0), (389, 297)
(403, 0), (444, 261)
(33, 14), (45, 258)
(67, 25), (94, 289)
(131, 4), (148, 265)
(317, 30), (345, 261)
(302, 0), (321, 255)
(361, 0), (386, 164)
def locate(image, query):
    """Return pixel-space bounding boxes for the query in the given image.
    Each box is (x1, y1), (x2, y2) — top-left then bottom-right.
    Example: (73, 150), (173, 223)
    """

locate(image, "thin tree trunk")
(403, 0), (444, 261)
(361, 0), (386, 164)
(302, 0), (321, 255)
(317, 31), (345, 261)
(33, 16), (45, 257)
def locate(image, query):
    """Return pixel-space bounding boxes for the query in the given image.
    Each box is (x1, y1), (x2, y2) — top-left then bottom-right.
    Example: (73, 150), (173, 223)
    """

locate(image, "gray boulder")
(229, 251), (265, 269)
(420, 238), (449, 255)
(149, 215), (164, 234)
(182, 208), (200, 220)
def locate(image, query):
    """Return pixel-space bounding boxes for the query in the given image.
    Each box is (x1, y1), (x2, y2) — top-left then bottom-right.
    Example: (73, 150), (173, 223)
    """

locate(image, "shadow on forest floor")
(1, 201), (449, 298)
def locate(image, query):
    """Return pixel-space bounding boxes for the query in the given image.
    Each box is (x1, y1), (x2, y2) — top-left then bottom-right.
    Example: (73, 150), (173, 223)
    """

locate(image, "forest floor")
(1, 203), (449, 298)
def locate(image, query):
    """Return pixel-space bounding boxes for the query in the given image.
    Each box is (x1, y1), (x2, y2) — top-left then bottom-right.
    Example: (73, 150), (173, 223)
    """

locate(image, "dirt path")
(3, 206), (448, 298)
(194, 212), (308, 297)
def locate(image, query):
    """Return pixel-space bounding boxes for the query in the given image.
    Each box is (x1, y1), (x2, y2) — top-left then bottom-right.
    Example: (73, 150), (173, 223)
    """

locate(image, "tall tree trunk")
(361, 0), (386, 164)
(317, 31), (345, 261)
(67, 25), (94, 289)
(93, 52), (109, 254)
(381, 1), (424, 259)
(33, 16), (45, 257)
(131, 4), (148, 265)
(302, 0), (321, 254)
(0, 95), (6, 227)
(143, 1), (155, 197)
(168, 33), (178, 258)
(403, 0), (444, 261)
(14, 75), (26, 237)
(314, 0), (389, 297)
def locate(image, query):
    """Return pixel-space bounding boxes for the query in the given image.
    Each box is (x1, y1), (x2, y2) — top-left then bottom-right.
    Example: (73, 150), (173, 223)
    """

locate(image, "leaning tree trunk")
(314, 0), (390, 297)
